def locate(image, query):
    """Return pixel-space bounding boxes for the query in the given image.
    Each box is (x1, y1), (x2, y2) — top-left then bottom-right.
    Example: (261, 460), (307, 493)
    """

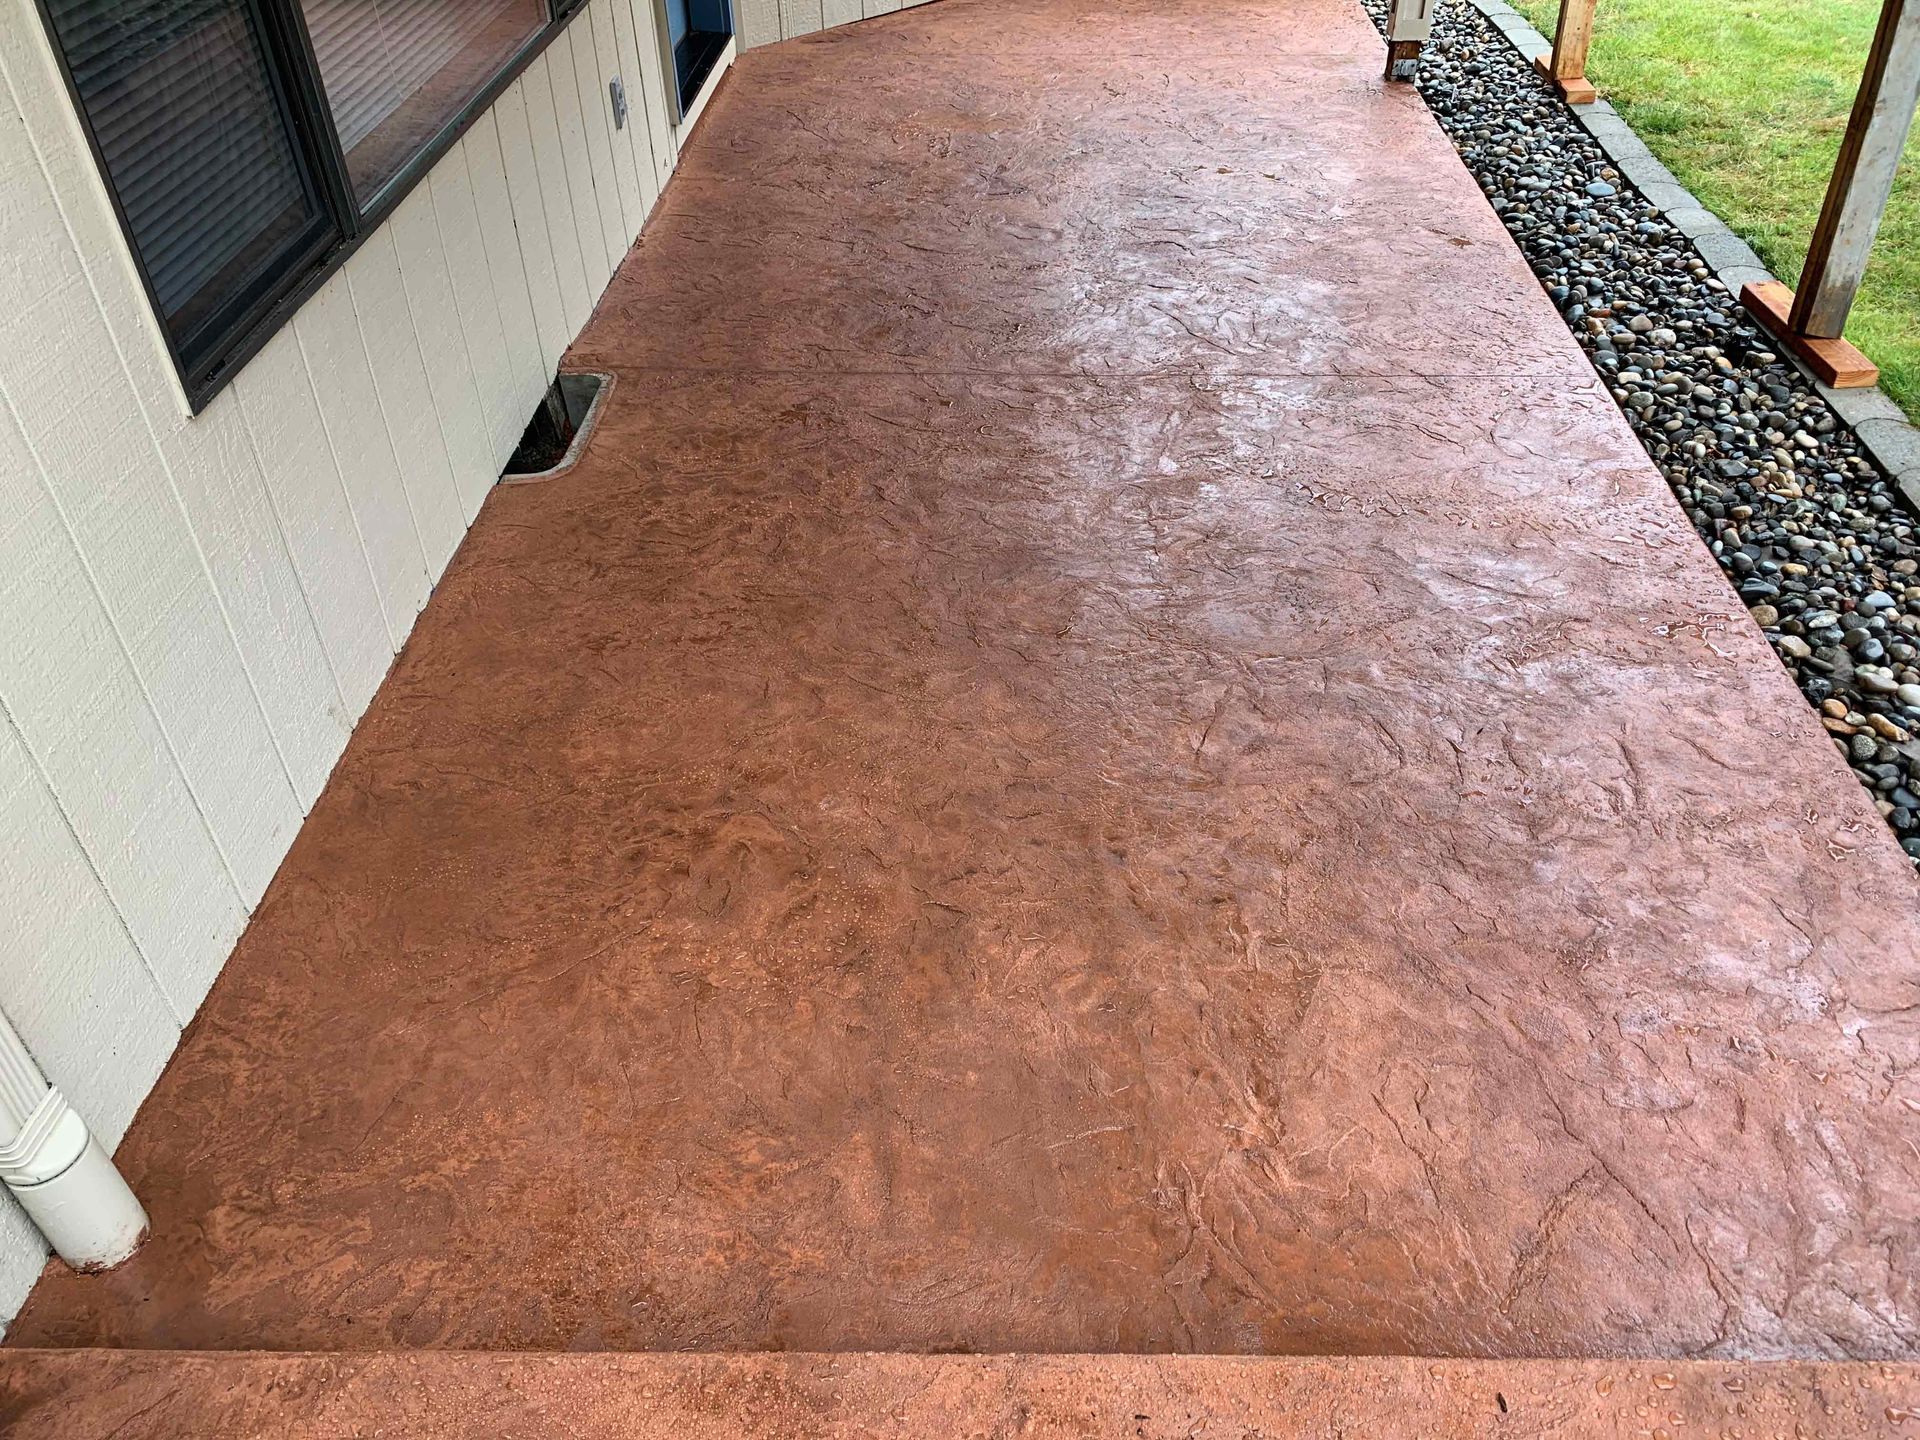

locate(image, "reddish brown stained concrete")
(4, 1352), (1917, 1439)
(12, 0), (1920, 1361)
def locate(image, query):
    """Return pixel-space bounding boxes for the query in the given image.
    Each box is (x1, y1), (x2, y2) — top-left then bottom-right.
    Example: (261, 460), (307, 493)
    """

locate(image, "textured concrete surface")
(4, 1351), (1918, 1439)
(11, 0), (1920, 1361)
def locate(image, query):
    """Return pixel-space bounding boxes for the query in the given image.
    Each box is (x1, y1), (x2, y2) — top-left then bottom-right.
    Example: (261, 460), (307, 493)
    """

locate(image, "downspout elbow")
(0, 1012), (147, 1272)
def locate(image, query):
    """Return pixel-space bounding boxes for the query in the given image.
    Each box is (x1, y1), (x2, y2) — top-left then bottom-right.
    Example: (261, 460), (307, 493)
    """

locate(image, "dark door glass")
(669, 0), (729, 113)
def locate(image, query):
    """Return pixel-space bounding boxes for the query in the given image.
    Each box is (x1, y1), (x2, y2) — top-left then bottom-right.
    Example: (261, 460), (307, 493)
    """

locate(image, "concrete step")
(2, 1349), (1915, 1438)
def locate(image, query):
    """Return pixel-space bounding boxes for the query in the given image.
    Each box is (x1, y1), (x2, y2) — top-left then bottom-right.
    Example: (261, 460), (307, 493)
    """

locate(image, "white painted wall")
(738, 0), (932, 49)
(0, 0), (711, 1328)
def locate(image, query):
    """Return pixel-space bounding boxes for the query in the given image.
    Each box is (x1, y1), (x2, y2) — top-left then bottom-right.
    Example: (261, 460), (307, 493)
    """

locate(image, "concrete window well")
(502, 373), (616, 481)
(1, 0), (1918, 1434)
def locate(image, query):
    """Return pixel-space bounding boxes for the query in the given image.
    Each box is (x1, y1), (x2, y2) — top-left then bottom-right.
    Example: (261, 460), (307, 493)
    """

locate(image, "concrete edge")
(1458, 0), (1920, 512)
(4, 1350), (1917, 1440)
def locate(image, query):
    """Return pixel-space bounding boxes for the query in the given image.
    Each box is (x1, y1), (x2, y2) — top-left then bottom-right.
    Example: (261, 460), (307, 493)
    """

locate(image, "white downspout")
(0, 1008), (147, 1271)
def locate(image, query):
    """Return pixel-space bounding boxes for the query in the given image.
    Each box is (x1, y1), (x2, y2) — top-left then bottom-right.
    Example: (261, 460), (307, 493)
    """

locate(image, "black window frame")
(33, 0), (593, 413)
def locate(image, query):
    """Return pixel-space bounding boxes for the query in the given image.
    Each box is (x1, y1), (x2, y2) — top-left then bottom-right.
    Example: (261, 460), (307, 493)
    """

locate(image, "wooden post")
(1792, 0), (1920, 337)
(1384, 0), (1432, 81)
(1740, 0), (1915, 387)
(1533, 0), (1598, 105)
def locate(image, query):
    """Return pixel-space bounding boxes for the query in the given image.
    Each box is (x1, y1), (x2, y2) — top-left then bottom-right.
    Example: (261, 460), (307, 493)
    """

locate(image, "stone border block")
(1824, 384), (1912, 428)
(1577, 111), (1654, 165)
(1859, 417), (1920, 475)
(1717, 265), (1774, 295)
(1662, 206), (1725, 240)
(1635, 179), (1698, 214)
(1693, 229), (1765, 274)
(1616, 153), (1679, 193)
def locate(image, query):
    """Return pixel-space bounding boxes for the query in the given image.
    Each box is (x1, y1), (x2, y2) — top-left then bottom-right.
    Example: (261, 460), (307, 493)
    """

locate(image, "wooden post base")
(1739, 280), (1880, 388)
(1384, 39), (1423, 81)
(1532, 55), (1597, 104)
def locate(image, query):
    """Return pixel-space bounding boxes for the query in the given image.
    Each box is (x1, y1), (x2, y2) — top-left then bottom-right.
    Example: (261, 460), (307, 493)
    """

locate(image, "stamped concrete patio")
(6, 0), (1920, 1419)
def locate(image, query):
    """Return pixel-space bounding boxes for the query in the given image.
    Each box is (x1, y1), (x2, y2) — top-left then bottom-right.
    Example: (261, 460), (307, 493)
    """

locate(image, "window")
(299, 0), (548, 207)
(41, 0), (337, 384)
(35, 0), (579, 408)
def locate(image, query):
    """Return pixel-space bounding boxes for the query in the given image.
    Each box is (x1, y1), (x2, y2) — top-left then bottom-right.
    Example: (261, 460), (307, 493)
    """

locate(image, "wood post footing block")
(1532, 55), (1597, 105)
(1385, 39), (1422, 81)
(1740, 280), (1880, 388)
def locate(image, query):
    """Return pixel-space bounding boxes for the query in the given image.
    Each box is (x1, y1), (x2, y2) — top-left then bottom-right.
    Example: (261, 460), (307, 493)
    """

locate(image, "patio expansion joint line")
(1462, 0), (1920, 511)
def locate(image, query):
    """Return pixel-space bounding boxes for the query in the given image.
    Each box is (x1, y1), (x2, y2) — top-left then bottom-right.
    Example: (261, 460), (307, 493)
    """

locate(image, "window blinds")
(42, 0), (319, 338)
(299, 0), (542, 203)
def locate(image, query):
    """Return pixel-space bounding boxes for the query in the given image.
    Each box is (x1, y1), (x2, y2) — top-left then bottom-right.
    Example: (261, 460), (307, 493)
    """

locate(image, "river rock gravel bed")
(1364, 0), (1920, 863)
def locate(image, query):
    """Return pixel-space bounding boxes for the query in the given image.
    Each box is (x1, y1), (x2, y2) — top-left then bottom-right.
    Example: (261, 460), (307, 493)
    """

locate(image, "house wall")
(0, 0), (698, 1326)
(736, 0), (935, 50)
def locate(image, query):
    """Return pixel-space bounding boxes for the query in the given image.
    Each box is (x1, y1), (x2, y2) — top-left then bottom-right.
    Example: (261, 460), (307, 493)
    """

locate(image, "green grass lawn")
(1510, 0), (1920, 421)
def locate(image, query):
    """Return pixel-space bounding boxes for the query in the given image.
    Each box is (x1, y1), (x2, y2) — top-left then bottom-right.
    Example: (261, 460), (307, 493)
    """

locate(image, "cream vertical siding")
(0, 0), (703, 1325)
(738, 0), (928, 48)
